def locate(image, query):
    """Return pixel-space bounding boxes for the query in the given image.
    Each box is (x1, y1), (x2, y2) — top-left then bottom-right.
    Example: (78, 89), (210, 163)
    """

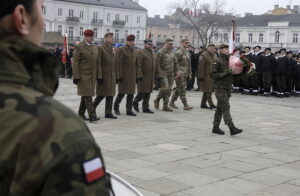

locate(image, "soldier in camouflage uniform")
(0, 1), (114, 195)
(154, 38), (180, 112)
(210, 44), (244, 136)
(169, 39), (193, 110)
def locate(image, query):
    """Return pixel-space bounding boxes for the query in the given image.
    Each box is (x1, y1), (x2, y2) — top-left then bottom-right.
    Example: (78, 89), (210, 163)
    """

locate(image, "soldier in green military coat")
(210, 44), (244, 136)
(0, 1), (113, 195)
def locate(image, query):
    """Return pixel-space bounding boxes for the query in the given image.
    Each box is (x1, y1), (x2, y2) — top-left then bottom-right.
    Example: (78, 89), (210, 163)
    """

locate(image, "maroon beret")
(127, 34), (136, 41)
(84, 29), (94, 37)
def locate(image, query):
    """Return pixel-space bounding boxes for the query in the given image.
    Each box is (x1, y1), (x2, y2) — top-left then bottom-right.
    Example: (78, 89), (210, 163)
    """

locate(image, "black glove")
(73, 79), (80, 85)
(97, 79), (103, 84)
(118, 78), (123, 83)
(198, 78), (204, 82)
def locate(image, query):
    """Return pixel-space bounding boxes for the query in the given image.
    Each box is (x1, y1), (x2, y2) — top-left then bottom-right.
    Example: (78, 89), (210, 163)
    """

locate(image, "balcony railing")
(92, 19), (103, 25)
(66, 16), (80, 23)
(113, 20), (126, 27)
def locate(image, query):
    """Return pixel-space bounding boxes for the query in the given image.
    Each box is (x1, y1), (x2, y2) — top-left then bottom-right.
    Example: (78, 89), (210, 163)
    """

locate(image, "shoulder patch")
(83, 157), (105, 183)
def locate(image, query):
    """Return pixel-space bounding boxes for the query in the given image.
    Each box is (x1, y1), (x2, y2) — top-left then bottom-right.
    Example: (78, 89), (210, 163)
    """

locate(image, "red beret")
(84, 29), (94, 37)
(127, 34), (135, 41)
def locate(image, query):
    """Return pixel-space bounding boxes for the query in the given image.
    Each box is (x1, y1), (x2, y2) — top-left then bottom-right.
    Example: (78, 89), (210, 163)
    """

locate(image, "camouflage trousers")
(157, 75), (174, 105)
(213, 89), (233, 127)
(171, 76), (187, 104)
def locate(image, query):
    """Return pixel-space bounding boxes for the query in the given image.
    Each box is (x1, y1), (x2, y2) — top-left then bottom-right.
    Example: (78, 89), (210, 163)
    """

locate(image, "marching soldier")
(198, 44), (217, 109)
(169, 39), (193, 110)
(210, 44), (243, 136)
(154, 38), (180, 112)
(0, 0), (113, 195)
(133, 39), (160, 113)
(93, 32), (118, 119)
(114, 34), (141, 116)
(73, 29), (100, 122)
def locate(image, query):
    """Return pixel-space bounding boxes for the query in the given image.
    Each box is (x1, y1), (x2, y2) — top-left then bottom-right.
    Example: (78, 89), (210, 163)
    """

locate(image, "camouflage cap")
(165, 38), (174, 44)
(181, 38), (190, 43)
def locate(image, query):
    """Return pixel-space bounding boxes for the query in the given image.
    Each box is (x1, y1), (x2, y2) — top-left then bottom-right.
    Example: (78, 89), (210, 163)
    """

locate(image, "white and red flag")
(229, 17), (236, 54)
(83, 157), (105, 183)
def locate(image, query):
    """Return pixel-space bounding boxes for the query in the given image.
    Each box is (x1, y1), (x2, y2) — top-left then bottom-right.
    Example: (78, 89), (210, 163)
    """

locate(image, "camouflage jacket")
(210, 53), (233, 90)
(157, 47), (179, 77)
(175, 47), (191, 77)
(0, 37), (113, 196)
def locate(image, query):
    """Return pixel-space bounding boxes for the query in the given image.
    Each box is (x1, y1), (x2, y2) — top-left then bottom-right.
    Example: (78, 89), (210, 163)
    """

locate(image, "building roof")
(54, 0), (147, 11)
(235, 14), (300, 27)
(147, 17), (194, 29)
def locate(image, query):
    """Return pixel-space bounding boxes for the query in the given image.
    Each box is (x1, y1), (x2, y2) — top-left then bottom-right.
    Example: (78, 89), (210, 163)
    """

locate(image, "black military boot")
(212, 126), (225, 135)
(133, 102), (139, 112)
(79, 114), (89, 121)
(127, 111), (137, 116)
(229, 124), (243, 136)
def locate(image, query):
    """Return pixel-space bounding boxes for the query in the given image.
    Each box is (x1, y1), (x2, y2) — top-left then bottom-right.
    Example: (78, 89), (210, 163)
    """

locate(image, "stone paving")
(55, 78), (300, 196)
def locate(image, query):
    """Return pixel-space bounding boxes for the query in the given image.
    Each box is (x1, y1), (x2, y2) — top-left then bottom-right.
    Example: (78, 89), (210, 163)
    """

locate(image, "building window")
(58, 8), (62, 16)
(115, 14), (120, 21)
(248, 33), (253, 43)
(259, 34), (264, 43)
(214, 34), (218, 42)
(93, 28), (98, 38)
(125, 30), (128, 38)
(224, 33), (228, 42)
(107, 13), (111, 22)
(68, 26), (74, 40)
(69, 9), (74, 17)
(137, 30), (140, 40)
(93, 12), (98, 20)
(235, 33), (240, 43)
(293, 33), (298, 43)
(137, 16), (141, 23)
(125, 15), (129, 22)
(115, 30), (119, 42)
(80, 10), (84, 19)
(275, 31), (280, 43)
(79, 27), (84, 37)
(58, 25), (62, 34)
(42, 6), (46, 15)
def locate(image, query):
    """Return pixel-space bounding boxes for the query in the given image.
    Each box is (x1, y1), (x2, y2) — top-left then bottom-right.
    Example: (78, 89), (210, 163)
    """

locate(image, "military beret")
(127, 34), (135, 41)
(0, 0), (34, 19)
(104, 32), (114, 38)
(265, 48), (271, 51)
(165, 38), (174, 43)
(84, 29), (94, 37)
(219, 44), (229, 49)
(144, 39), (153, 45)
(181, 38), (190, 43)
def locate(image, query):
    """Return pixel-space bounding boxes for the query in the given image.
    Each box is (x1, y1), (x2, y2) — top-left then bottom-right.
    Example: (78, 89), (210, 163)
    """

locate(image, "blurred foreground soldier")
(73, 29), (100, 122)
(198, 44), (217, 109)
(169, 39), (193, 110)
(262, 48), (276, 96)
(210, 44), (243, 136)
(0, 0), (113, 195)
(94, 32), (118, 119)
(154, 38), (180, 112)
(133, 39), (160, 113)
(114, 34), (140, 116)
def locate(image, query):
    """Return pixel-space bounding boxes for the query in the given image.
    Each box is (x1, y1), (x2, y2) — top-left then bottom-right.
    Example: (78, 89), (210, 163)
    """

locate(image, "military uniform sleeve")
(198, 55), (205, 79)
(188, 53), (192, 76)
(210, 60), (226, 79)
(40, 140), (113, 196)
(97, 47), (103, 80)
(174, 53), (179, 75)
(136, 50), (143, 78)
(72, 45), (81, 79)
(116, 48), (124, 79)
(155, 54), (161, 78)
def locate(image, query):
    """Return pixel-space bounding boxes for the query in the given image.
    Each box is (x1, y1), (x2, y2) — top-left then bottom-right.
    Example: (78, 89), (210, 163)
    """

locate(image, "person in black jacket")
(286, 51), (296, 95)
(187, 47), (197, 90)
(251, 46), (264, 95)
(262, 48), (276, 96)
(275, 48), (289, 96)
(242, 46), (253, 94)
(294, 57), (300, 95)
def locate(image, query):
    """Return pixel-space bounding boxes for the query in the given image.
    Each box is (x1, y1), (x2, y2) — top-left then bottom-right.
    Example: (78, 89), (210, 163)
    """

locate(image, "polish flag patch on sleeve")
(83, 157), (105, 183)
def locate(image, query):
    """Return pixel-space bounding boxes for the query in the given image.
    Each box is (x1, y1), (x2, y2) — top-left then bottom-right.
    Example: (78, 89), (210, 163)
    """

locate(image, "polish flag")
(229, 17), (236, 54)
(83, 158), (105, 183)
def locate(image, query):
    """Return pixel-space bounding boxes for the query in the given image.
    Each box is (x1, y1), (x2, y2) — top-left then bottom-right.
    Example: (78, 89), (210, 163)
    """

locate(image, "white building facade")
(212, 14), (300, 52)
(43, 0), (148, 45)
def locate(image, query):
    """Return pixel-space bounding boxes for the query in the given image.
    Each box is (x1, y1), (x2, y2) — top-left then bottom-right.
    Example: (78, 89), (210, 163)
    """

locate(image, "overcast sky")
(139, 0), (300, 17)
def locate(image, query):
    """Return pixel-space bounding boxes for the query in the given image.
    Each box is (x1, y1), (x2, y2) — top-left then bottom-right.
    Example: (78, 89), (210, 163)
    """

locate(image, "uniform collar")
(0, 36), (60, 96)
